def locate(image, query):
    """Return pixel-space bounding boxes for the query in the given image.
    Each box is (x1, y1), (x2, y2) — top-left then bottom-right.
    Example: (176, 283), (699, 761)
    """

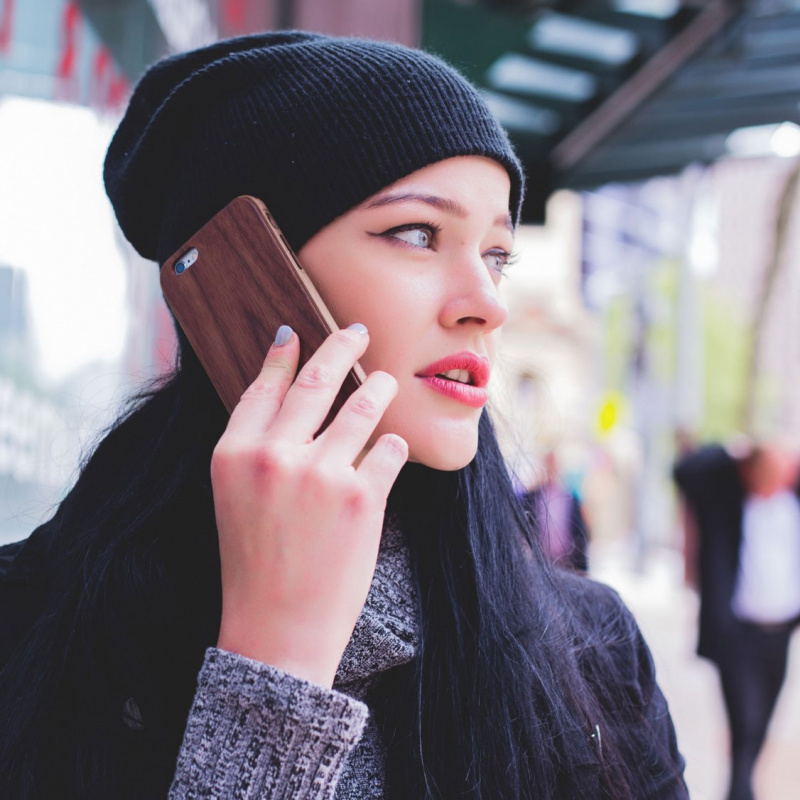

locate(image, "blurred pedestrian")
(674, 440), (800, 800)
(521, 449), (590, 571)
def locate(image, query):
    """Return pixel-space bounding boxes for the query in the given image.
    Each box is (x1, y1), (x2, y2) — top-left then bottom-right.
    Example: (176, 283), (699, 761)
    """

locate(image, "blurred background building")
(2, 1), (800, 797)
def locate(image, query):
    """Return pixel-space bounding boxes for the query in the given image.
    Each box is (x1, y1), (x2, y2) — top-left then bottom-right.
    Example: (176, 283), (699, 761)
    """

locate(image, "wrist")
(217, 614), (341, 688)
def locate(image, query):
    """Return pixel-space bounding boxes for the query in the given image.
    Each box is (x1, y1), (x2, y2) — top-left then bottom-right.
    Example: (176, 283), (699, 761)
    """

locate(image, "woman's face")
(298, 156), (513, 471)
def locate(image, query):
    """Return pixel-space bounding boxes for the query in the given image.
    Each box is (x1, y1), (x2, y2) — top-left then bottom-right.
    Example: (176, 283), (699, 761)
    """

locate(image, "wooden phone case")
(160, 195), (365, 416)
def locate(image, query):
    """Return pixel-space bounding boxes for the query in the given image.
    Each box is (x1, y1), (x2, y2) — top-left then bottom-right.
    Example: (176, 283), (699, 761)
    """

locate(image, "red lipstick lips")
(416, 352), (490, 408)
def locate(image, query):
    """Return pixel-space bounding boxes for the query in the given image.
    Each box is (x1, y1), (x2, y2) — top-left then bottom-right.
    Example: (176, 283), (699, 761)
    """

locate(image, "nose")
(438, 255), (509, 331)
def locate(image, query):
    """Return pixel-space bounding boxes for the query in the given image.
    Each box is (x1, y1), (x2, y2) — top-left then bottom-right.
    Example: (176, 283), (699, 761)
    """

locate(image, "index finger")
(224, 325), (300, 441)
(268, 325), (369, 443)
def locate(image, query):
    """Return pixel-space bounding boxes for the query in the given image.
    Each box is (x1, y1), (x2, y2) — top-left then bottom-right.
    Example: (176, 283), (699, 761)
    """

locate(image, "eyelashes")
(369, 222), (516, 277)
(371, 222), (442, 249)
(486, 248), (519, 277)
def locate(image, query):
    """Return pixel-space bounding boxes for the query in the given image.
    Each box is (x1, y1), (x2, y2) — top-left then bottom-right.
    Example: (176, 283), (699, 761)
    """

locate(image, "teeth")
(437, 369), (471, 384)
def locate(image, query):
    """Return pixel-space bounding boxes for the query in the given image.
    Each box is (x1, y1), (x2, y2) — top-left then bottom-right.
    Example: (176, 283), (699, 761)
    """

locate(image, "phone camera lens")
(175, 261), (186, 275)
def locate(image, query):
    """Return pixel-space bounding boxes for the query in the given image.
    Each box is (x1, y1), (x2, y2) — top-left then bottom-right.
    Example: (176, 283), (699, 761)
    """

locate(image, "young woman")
(0, 32), (687, 798)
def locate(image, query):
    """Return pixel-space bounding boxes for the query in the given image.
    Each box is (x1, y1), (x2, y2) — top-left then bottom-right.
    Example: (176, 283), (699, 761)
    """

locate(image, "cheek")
(370, 382), (481, 470)
(358, 331), (412, 378)
(319, 278), (372, 325)
(336, 284), (430, 374)
(374, 401), (480, 469)
(316, 273), (401, 343)
(486, 329), (501, 361)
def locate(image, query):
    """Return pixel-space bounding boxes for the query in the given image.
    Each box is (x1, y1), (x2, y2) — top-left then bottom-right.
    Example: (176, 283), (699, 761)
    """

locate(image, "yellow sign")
(597, 393), (624, 436)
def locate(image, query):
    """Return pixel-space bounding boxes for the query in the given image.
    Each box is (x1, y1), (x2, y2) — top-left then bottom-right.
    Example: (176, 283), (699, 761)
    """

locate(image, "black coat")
(0, 526), (687, 798)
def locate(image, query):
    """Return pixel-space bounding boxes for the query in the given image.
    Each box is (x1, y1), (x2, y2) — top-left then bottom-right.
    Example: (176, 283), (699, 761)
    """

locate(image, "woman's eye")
(381, 224), (438, 249)
(483, 249), (514, 276)
(391, 227), (432, 248)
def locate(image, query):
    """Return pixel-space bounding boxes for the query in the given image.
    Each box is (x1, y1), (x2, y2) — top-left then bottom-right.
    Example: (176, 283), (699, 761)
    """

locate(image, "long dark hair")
(0, 336), (665, 798)
(381, 423), (656, 798)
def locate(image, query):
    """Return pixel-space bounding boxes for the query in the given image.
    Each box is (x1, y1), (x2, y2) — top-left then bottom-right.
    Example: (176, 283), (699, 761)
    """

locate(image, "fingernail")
(273, 325), (293, 347)
(347, 323), (368, 335)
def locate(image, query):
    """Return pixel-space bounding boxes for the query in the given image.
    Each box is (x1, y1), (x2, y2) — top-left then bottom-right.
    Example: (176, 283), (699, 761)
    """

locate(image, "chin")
(408, 436), (479, 472)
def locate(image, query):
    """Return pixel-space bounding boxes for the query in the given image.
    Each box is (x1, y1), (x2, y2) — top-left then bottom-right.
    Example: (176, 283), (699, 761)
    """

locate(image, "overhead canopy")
(423, 0), (800, 222)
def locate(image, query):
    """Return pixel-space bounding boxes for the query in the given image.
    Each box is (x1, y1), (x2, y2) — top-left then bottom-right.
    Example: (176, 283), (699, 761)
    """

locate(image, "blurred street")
(594, 542), (800, 800)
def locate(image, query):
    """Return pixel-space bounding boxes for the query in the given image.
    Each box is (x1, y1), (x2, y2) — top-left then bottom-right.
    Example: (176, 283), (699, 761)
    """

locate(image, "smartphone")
(160, 195), (365, 420)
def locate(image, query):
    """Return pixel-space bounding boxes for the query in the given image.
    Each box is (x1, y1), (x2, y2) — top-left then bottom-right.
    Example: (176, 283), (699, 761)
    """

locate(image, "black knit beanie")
(104, 31), (525, 265)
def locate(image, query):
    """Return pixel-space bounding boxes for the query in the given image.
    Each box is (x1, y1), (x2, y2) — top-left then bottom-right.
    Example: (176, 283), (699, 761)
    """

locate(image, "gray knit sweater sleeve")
(169, 647), (369, 799)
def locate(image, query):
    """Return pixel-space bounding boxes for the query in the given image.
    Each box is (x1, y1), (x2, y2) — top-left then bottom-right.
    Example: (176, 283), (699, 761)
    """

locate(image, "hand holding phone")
(162, 196), (408, 687)
(213, 327), (407, 686)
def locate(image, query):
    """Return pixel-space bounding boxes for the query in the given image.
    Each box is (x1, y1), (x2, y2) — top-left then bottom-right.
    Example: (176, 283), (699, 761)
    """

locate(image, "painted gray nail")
(273, 325), (293, 347)
(347, 323), (368, 335)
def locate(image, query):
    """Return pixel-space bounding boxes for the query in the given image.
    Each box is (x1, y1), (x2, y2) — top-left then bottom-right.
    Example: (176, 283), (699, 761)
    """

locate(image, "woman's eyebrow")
(363, 192), (514, 232)
(364, 192), (466, 217)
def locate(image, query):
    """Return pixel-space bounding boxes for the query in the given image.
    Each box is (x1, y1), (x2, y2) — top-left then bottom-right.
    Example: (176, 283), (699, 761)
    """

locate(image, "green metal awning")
(424, 0), (800, 222)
